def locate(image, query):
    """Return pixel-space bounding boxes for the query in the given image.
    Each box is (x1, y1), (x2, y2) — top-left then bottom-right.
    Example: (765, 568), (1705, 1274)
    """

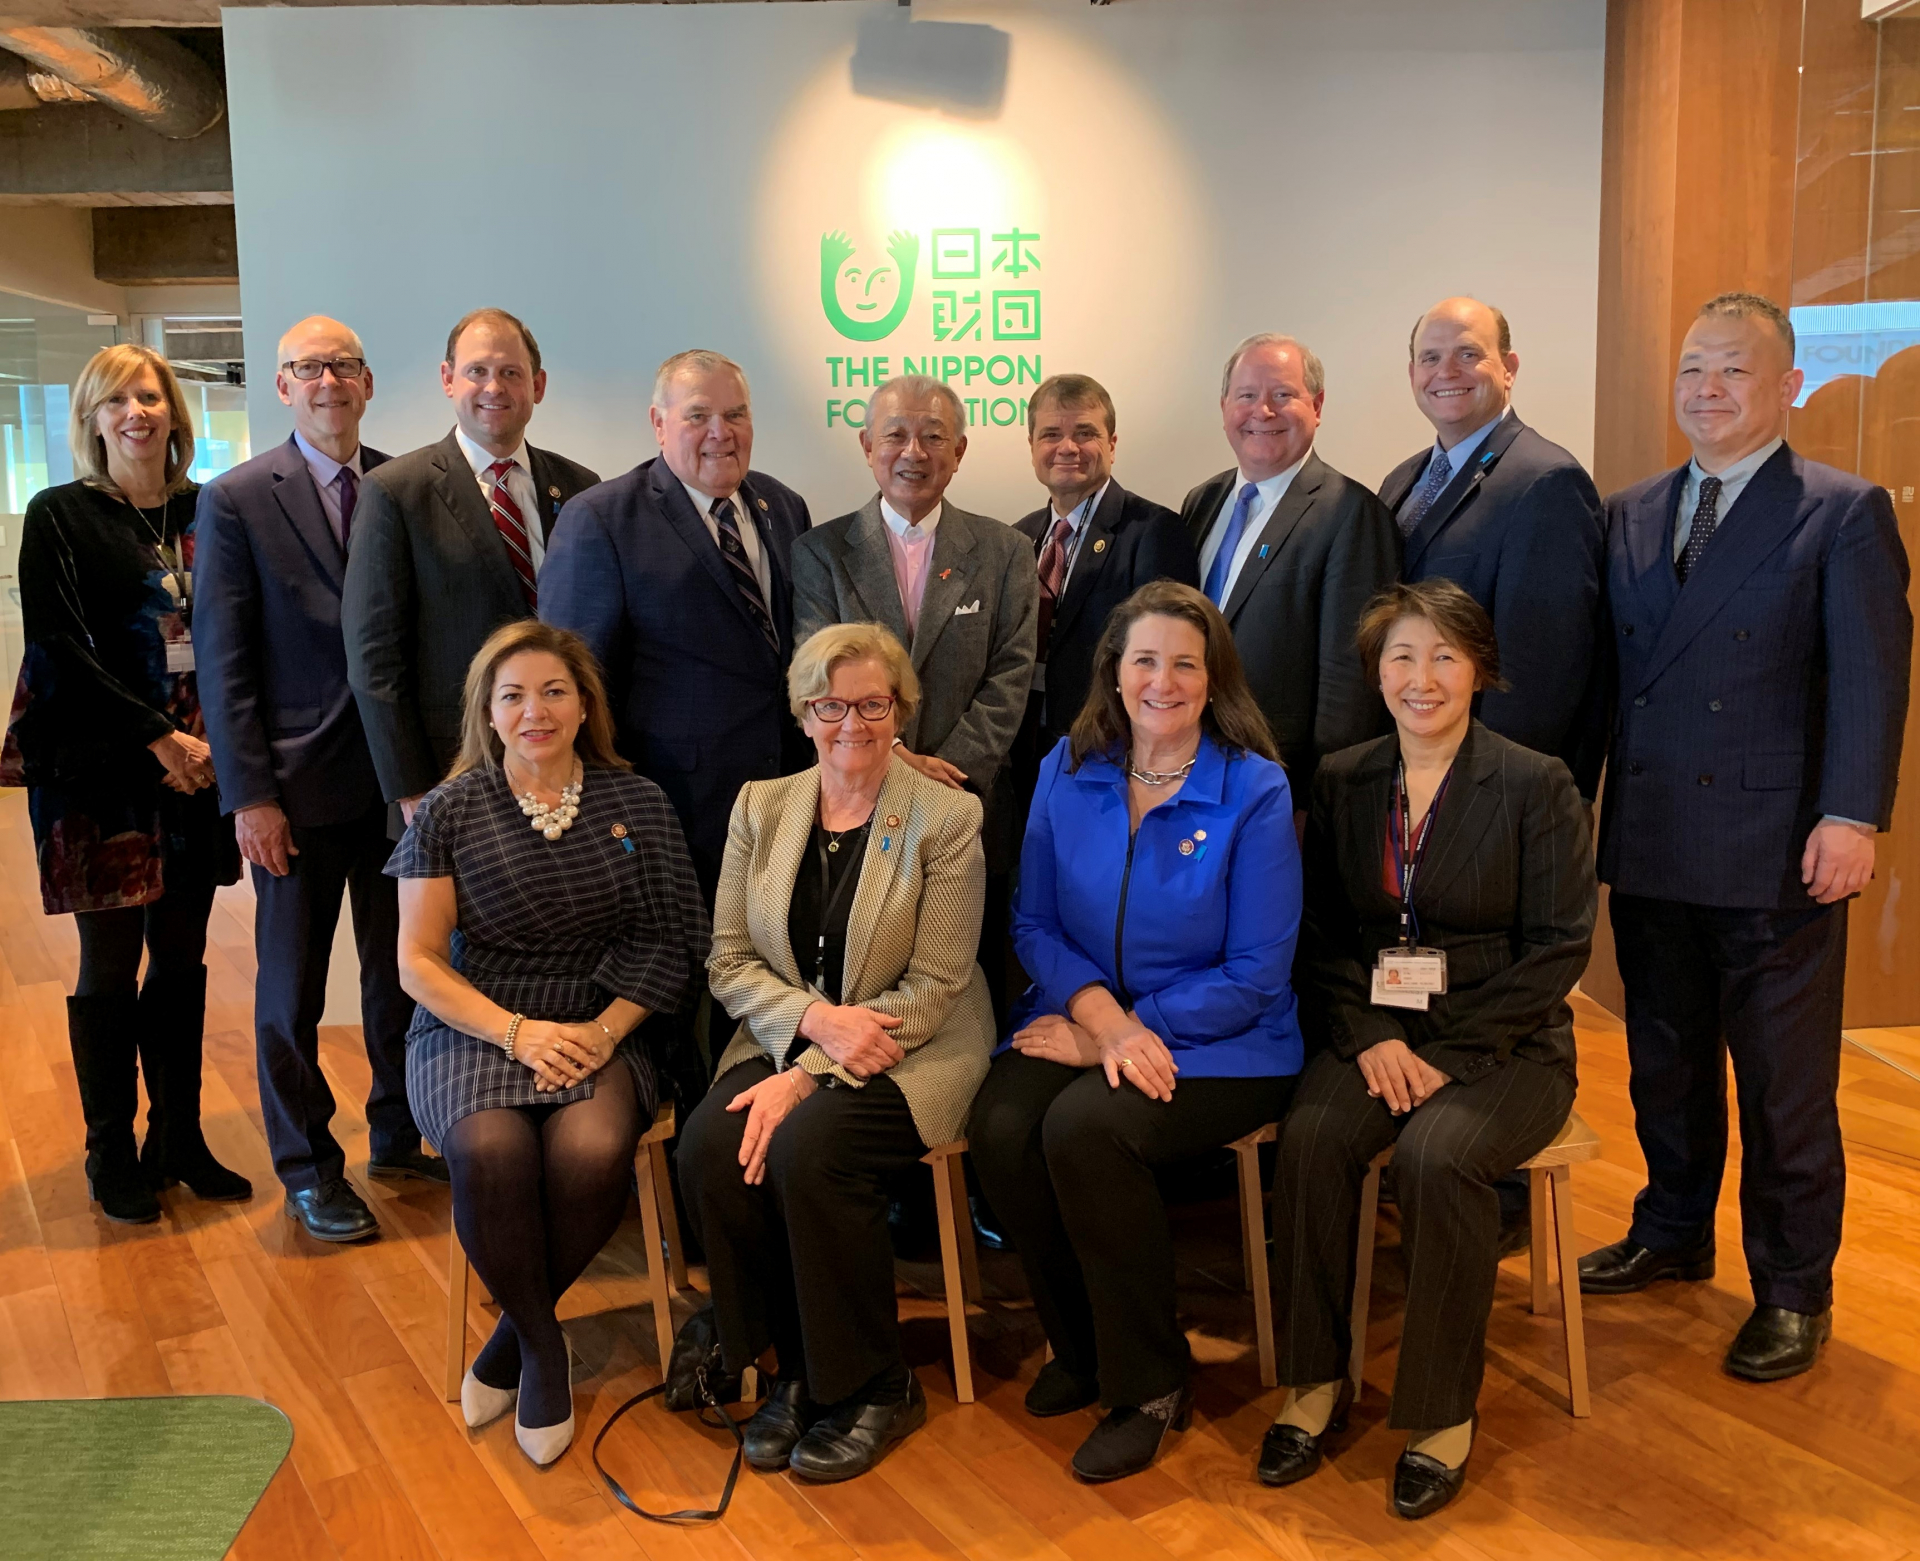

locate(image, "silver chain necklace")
(1127, 753), (1198, 787)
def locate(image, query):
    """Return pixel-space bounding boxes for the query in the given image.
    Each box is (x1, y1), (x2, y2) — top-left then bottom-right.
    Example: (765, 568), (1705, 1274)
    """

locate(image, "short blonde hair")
(451, 620), (629, 781)
(69, 344), (197, 496)
(787, 622), (919, 728)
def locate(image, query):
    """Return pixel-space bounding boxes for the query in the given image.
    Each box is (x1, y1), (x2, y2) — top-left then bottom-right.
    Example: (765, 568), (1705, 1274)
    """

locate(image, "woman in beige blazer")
(680, 622), (992, 1485)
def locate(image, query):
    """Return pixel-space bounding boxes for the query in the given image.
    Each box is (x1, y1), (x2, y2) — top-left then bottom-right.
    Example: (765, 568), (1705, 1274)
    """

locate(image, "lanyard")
(1391, 760), (1453, 947)
(812, 823), (870, 995)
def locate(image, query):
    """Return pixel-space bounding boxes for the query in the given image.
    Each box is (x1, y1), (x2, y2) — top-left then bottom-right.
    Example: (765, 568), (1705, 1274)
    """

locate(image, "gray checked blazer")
(708, 755), (993, 1147)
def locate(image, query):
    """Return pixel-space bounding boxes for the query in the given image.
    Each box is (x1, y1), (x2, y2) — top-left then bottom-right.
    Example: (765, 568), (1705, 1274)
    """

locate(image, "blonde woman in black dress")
(389, 620), (707, 1466)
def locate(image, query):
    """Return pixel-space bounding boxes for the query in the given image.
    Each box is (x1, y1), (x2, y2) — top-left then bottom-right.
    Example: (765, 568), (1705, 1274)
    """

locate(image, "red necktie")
(486, 459), (537, 609)
(1036, 513), (1073, 653)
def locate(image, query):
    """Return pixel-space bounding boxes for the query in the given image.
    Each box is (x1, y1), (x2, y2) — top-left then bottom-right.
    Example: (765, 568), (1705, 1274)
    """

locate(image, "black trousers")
(1610, 892), (1848, 1314)
(1274, 1046), (1572, 1431)
(252, 807), (418, 1191)
(969, 1050), (1295, 1407)
(678, 1058), (926, 1404)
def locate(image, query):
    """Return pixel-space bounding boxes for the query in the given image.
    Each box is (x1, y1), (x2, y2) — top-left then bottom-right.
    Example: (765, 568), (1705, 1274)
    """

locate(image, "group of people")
(4, 286), (1906, 1520)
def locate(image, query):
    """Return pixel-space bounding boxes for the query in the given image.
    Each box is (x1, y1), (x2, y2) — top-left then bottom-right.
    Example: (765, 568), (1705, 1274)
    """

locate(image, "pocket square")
(954, 600), (982, 616)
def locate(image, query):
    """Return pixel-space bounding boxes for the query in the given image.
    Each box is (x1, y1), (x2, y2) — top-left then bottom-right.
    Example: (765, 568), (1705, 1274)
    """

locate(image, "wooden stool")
(1229, 1123), (1280, 1388)
(1348, 1110), (1600, 1417)
(443, 1103), (683, 1402)
(922, 1138), (984, 1403)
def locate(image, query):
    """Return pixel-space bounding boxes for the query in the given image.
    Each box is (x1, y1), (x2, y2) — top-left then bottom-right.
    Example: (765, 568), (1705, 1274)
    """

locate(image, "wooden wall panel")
(1790, 0), (1881, 311)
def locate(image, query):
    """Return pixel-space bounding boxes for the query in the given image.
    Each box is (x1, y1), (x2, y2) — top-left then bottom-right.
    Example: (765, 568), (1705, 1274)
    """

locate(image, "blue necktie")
(1203, 482), (1261, 606)
(1400, 448), (1454, 537)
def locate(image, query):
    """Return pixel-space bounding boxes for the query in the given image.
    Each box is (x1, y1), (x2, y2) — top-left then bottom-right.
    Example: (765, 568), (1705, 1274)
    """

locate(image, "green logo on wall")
(820, 230), (920, 341)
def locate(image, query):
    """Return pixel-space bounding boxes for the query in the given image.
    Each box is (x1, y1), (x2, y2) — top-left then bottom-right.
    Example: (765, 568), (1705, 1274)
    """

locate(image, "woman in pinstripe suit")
(1264, 581), (1594, 1518)
(678, 622), (993, 1485)
(389, 621), (708, 1467)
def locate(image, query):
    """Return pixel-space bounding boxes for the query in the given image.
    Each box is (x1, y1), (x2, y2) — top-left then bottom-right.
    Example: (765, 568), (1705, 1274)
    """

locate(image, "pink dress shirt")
(882, 499), (942, 639)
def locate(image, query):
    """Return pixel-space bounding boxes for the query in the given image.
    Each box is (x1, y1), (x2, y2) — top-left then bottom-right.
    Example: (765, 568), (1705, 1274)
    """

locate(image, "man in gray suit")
(344, 308), (599, 822)
(792, 374), (1037, 1019)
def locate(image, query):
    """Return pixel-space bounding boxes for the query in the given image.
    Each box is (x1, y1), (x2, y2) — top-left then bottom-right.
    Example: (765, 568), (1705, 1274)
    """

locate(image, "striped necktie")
(485, 459), (537, 609)
(712, 495), (778, 650)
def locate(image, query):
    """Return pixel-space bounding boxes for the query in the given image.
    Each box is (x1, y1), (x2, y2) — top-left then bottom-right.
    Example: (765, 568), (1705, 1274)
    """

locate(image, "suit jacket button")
(1709, 699), (1723, 712)
(1698, 773), (1713, 786)
(1628, 762), (1644, 776)
(1735, 629), (1750, 641)
(1622, 624), (1635, 636)
(1633, 695), (1647, 708)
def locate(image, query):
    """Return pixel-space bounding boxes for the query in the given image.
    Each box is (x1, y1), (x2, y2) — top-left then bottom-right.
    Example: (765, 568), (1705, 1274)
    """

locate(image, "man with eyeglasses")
(343, 307), (599, 828)
(195, 315), (445, 1246)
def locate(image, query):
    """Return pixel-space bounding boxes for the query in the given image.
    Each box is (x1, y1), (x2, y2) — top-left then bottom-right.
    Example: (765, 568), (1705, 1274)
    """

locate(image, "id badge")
(1378, 946), (1448, 995)
(1371, 966), (1429, 1011)
(164, 634), (195, 674)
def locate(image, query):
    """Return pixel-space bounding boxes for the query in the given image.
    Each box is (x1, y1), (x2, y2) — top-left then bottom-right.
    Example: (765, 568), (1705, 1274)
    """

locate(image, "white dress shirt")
(1197, 451), (1312, 605)
(1396, 407), (1510, 526)
(1047, 479), (1110, 598)
(292, 429), (363, 547)
(1674, 436), (1784, 560)
(455, 425), (545, 572)
(680, 474), (772, 603)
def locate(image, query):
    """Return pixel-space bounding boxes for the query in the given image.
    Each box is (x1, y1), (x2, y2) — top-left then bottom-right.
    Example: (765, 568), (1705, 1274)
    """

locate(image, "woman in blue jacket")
(970, 580), (1302, 1484)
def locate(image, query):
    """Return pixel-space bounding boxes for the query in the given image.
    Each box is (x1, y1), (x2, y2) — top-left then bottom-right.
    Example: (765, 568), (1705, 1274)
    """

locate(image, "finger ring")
(1119, 1057), (1134, 1068)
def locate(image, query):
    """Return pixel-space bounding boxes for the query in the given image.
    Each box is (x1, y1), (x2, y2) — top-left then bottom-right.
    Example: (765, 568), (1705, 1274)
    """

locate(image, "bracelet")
(503, 1012), (525, 1058)
(593, 1019), (615, 1046)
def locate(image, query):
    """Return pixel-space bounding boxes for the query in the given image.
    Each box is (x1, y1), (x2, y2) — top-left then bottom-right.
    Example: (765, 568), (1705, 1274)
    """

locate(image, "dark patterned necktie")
(1400, 448), (1454, 537)
(713, 496), (778, 649)
(1677, 475), (1723, 584)
(334, 466), (358, 550)
(485, 459), (537, 608)
(1036, 513), (1073, 653)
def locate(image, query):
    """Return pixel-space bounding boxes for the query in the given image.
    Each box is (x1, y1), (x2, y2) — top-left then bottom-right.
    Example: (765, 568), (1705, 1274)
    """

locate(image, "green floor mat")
(0, 1396), (293, 1560)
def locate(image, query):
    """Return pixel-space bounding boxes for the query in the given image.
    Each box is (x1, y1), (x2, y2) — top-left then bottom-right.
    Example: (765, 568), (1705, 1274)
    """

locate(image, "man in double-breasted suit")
(1012, 374), (1197, 807)
(792, 374), (1038, 1020)
(196, 315), (442, 1246)
(1181, 335), (1402, 792)
(344, 308), (598, 822)
(1377, 298), (1606, 794)
(1580, 293), (1911, 1383)
(542, 350), (812, 905)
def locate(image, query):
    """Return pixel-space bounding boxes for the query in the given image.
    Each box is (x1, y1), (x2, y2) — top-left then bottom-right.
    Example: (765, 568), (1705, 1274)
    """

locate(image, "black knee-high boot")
(137, 964), (252, 1202)
(67, 992), (159, 1225)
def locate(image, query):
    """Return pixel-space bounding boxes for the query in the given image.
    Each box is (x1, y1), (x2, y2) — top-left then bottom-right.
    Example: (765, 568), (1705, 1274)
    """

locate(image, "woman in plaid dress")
(388, 621), (707, 1467)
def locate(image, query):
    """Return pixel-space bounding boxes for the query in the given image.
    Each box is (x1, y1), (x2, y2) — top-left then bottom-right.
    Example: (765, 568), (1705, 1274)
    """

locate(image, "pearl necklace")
(509, 760), (582, 840)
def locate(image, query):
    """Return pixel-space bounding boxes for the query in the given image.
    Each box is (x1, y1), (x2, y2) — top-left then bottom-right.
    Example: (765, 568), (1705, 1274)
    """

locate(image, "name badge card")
(164, 634), (195, 674)
(1372, 946), (1446, 1010)
(1371, 966), (1429, 1011)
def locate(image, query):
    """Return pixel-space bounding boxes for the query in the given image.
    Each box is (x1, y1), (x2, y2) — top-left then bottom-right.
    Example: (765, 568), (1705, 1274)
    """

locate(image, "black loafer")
(368, 1148), (452, 1185)
(743, 1378), (819, 1472)
(1577, 1236), (1714, 1295)
(1256, 1377), (1353, 1487)
(1724, 1304), (1831, 1382)
(285, 1178), (380, 1243)
(789, 1372), (926, 1482)
(1070, 1380), (1192, 1483)
(1024, 1358), (1100, 1418)
(1392, 1445), (1469, 1520)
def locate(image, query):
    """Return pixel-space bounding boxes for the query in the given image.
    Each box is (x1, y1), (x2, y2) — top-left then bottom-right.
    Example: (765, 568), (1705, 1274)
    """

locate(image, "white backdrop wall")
(225, 0), (1604, 521)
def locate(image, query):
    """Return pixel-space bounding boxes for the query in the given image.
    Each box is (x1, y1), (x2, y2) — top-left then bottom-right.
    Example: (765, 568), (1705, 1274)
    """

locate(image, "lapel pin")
(885, 814), (901, 829)
(1092, 538), (1107, 554)
(1179, 838), (1195, 856)
(939, 568), (953, 580)
(757, 497), (769, 511)
(548, 485), (561, 498)
(611, 822), (634, 854)
(1259, 544), (1271, 559)
(1193, 829), (1207, 841)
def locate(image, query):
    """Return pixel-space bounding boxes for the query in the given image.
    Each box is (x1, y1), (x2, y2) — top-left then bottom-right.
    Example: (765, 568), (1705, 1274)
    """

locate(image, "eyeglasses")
(805, 696), (896, 723)
(282, 357), (367, 381)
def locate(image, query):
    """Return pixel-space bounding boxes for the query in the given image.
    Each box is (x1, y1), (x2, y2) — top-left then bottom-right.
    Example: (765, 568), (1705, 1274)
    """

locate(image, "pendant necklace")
(508, 757), (583, 840)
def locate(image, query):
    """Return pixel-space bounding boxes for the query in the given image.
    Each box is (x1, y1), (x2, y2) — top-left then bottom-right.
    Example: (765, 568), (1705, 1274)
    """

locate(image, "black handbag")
(592, 1305), (750, 1524)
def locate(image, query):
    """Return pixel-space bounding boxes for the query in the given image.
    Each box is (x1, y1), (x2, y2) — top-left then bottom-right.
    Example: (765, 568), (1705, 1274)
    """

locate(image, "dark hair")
(1068, 581), (1279, 769)
(1408, 299), (1512, 358)
(451, 620), (629, 780)
(1028, 373), (1116, 436)
(1697, 291), (1794, 356)
(445, 307), (543, 377)
(1355, 579), (1509, 694)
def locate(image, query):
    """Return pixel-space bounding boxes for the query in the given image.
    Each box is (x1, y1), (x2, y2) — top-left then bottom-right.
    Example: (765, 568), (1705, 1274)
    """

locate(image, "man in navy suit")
(1579, 293), (1911, 1382)
(196, 316), (445, 1246)
(1377, 298), (1605, 794)
(1012, 374), (1198, 800)
(540, 350), (812, 904)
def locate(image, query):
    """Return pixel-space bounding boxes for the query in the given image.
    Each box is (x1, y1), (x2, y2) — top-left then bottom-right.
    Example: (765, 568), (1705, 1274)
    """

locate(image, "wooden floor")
(5, 788), (1920, 1561)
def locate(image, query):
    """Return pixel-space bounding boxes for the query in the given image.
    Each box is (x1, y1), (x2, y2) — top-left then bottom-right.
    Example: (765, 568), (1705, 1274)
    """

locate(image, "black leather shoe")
(1724, 1304), (1831, 1382)
(1391, 1438), (1471, 1520)
(1024, 1357), (1099, 1417)
(368, 1148), (451, 1185)
(285, 1178), (379, 1243)
(1256, 1377), (1353, 1487)
(1070, 1380), (1192, 1483)
(145, 1138), (252, 1203)
(789, 1372), (926, 1482)
(970, 1194), (1011, 1252)
(89, 1150), (160, 1225)
(1577, 1235), (1715, 1295)
(743, 1378), (820, 1472)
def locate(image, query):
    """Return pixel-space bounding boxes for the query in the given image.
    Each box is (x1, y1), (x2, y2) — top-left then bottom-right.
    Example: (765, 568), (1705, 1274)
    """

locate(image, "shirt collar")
(1236, 447), (1313, 499)
(1050, 479), (1111, 529)
(1689, 436), (1783, 490)
(293, 429), (360, 486)
(1433, 405), (1509, 472)
(454, 424), (530, 480)
(881, 497), (943, 539)
(679, 472), (741, 521)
